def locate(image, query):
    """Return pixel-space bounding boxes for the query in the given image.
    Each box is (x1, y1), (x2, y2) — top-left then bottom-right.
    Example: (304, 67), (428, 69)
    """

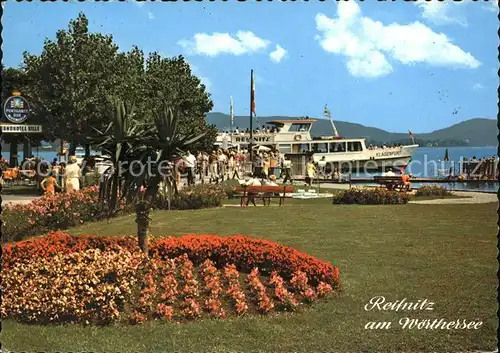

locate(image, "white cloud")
(178, 31), (270, 57)
(315, 1), (481, 78)
(134, 0), (145, 7)
(415, 0), (498, 25)
(269, 45), (287, 63)
(473, 83), (484, 90)
(484, 0), (499, 12)
(148, 11), (154, 20)
(415, 1), (467, 26)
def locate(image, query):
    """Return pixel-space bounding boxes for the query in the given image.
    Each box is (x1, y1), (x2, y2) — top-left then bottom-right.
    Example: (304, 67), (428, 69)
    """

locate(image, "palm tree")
(90, 96), (147, 217)
(91, 98), (206, 255)
(122, 106), (206, 254)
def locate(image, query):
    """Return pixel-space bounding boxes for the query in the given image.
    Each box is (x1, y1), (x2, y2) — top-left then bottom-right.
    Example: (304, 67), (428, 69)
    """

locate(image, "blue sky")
(3, 0), (498, 133)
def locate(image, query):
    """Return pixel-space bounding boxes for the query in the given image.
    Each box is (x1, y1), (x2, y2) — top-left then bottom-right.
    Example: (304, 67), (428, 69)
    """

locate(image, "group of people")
(367, 143), (404, 150)
(221, 124), (281, 136)
(40, 155), (83, 194)
(178, 148), (296, 186)
(0, 155), (82, 195)
(177, 149), (249, 186)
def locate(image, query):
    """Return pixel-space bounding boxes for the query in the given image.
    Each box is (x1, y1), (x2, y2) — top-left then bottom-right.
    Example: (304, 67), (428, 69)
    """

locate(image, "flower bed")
(332, 187), (410, 205)
(1, 232), (340, 325)
(1, 186), (102, 243)
(415, 185), (453, 197)
(2, 183), (229, 243)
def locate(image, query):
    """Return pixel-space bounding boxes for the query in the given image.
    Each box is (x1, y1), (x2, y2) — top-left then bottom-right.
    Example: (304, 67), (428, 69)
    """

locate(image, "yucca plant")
(121, 106), (207, 254)
(92, 98), (206, 255)
(89, 96), (147, 218)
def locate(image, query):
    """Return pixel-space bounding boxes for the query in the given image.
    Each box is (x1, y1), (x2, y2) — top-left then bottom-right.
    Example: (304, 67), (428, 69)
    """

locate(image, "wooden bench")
(234, 185), (295, 206)
(373, 176), (410, 192)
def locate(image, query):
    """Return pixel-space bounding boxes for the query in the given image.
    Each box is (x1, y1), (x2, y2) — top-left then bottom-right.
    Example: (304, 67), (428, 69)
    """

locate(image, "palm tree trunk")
(136, 200), (151, 255)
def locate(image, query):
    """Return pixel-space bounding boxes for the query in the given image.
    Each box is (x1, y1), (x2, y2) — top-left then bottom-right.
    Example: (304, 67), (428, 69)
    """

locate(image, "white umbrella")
(253, 145), (271, 152)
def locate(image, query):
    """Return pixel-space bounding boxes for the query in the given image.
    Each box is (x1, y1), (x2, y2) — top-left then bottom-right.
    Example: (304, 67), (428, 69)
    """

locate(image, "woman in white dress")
(64, 155), (82, 193)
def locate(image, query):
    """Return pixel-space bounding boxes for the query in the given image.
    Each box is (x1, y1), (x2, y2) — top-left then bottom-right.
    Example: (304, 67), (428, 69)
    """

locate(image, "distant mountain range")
(1, 115), (496, 151)
(206, 113), (497, 147)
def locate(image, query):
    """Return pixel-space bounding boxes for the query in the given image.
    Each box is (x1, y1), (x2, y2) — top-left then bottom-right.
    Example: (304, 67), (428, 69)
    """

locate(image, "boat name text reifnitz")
(234, 136), (272, 143)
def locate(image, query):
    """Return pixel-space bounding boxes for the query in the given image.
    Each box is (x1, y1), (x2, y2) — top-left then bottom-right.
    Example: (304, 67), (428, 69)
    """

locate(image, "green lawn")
(2, 199), (497, 352)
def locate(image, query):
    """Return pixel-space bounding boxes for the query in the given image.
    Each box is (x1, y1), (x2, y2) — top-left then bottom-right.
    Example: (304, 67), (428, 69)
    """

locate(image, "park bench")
(373, 176), (409, 192)
(234, 184), (295, 206)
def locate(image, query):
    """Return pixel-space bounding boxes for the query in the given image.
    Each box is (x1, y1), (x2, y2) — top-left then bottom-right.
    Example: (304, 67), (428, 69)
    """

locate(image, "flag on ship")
(408, 130), (416, 144)
(324, 104), (339, 137)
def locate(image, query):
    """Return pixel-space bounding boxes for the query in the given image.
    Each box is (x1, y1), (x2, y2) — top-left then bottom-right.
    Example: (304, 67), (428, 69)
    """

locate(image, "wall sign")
(1, 124), (42, 133)
(3, 93), (30, 124)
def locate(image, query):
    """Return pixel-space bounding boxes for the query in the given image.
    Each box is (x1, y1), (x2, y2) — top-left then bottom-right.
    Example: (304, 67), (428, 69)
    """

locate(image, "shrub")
(1, 186), (103, 243)
(332, 187), (409, 205)
(415, 185), (452, 197)
(1, 233), (339, 325)
(218, 180), (240, 199)
(168, 183), (228, 210)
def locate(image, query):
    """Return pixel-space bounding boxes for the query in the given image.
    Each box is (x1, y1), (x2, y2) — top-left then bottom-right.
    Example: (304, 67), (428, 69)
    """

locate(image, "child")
(41, 172), (60, 195)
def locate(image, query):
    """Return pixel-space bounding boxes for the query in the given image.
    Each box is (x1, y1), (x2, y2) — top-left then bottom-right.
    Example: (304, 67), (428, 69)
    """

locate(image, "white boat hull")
(311, 145), (418, 172)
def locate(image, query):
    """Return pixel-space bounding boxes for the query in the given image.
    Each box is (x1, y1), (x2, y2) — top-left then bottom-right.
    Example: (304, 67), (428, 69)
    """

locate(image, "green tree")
(144, 53), (217, 152)
(90, 98), (206, 255)
(22, 13), (124, 154)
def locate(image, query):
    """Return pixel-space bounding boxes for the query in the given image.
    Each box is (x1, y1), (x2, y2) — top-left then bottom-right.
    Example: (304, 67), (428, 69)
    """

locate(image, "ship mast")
(324, 104), (339, 137)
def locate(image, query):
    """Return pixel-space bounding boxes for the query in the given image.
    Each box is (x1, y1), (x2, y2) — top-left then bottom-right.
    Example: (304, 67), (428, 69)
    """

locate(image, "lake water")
(367, 146), (498, 192)
(2, 146), (498, 192)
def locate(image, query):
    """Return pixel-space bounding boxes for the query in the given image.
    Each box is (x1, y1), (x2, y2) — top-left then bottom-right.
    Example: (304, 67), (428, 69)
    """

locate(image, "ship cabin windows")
(311, 142), (328, 153)
(289, 123), (312, 132)
(292, 143), (311, 153)
(347, 141), (363, 152)
(278, 144), (292, 153)
(329, 142), (346, 153)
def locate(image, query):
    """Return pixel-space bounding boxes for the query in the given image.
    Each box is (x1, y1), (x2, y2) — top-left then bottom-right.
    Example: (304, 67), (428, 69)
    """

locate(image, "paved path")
(408, 191), (497, 205)
(1, 195), (39, 205)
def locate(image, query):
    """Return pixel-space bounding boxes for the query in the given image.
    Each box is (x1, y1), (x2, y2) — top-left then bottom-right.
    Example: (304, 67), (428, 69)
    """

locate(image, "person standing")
(196, 151), (204, 182)
(41, 172), (60, 195)
(228, 152), (236, 180)
(233, 152), (241, 180)
(305, 158), (316, 190)
(64, 155), (82, 193)
(209, 151), (219, 183)
(282, 158), (293, 184)
(183, 150), (196, 186)
(253, 152), (262, 178)
(217, 150), (227, 182)
(262, 155), (270, 180)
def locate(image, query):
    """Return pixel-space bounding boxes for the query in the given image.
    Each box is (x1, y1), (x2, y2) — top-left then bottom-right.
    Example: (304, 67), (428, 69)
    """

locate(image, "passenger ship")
(215, 109), (418, 172)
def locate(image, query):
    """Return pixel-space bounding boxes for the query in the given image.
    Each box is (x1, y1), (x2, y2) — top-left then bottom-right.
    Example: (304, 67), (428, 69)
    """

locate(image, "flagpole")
(249, 69), (254, 165)
(230, 96), (234, 131)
